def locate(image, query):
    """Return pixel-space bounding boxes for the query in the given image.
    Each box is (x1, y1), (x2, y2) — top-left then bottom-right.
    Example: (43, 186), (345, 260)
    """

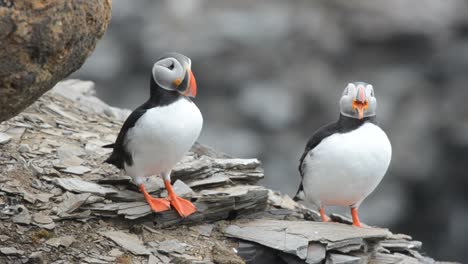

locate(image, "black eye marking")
(168, 62), (175, 70)
(343, 87), (349, 96)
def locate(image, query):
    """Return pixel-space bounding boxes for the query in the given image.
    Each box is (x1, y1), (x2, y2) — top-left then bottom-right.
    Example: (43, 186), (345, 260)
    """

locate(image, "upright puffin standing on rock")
(295, 82), (392, 227)
(104, 53), (202, 217)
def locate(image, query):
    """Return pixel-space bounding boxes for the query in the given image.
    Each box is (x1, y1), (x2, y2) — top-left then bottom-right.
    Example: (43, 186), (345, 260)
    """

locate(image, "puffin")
(294, 82), (392, 227)
(104, 52), (202, 217)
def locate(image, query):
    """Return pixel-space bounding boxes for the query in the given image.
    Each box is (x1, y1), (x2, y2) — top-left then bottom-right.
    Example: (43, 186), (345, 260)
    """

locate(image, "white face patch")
(344, 83), (357, 97)
(343, 83), (374, 99)
(152, 57), (186, 91)
(366, 84), (374, 97)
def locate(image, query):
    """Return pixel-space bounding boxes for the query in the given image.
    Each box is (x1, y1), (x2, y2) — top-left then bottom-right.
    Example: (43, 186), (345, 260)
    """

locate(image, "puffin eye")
(167, 62), (175, 70)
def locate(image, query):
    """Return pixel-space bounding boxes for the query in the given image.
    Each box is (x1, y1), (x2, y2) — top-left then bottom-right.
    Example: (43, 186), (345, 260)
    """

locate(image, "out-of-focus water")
(73, 0), (468, 261)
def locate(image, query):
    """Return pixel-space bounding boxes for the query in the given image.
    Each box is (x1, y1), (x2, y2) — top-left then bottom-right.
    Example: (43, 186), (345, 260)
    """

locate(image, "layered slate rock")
(0, 80), (454, 263)
(0, 0), (111, 122)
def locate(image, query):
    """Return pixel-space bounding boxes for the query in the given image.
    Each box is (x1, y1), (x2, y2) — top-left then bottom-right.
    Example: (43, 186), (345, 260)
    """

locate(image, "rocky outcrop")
(0, 0), (111, 122)
(82, 2), (468, 260)
(0, 80), (454, 263)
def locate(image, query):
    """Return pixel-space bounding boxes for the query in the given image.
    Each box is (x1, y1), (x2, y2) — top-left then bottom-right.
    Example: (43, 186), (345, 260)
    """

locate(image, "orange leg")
(319, 207), (329, 222)
(164, 180), (197, 218)
(139, 184), (170, 212)
(351, 207), (362, 227)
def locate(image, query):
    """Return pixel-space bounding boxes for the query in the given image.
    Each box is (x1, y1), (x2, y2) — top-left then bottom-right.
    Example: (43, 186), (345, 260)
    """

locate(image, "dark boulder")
(0, 0), (111, 122)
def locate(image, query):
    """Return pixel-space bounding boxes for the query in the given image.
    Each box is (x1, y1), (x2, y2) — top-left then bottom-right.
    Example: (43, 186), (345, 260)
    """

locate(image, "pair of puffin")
(104, 52), (392, 227)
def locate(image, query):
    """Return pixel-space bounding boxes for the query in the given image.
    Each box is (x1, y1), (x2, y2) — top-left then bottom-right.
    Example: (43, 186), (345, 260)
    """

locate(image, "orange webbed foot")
(146, 197), (171, 212)
(168, 194), (196, 217)
(164, 180), (197, 218)
(140, 184), (170, 212)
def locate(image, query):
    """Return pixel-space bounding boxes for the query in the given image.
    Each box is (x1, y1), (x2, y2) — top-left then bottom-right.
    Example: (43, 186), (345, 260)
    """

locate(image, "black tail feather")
(293, 182), (304, 201)
(103, 154), (123, 169)
(102, 143), (115, 148)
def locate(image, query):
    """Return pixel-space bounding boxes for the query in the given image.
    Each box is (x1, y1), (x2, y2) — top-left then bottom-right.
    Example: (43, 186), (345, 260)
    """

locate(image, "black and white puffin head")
(339, 82), (376, 120)
(152, 52), (197, 97)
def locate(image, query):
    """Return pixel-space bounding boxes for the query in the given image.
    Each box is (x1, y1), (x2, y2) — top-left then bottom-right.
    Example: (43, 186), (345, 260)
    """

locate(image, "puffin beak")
(358, 86), (366, 103)
(355, 103), (365, 120)
(353, 86), (368, 120)
(183, 69), (197, 97)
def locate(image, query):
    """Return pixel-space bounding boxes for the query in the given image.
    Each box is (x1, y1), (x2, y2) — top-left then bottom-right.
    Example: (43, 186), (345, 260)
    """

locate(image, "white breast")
(124, 98), (203, 177)
(302, 123), (392, 207)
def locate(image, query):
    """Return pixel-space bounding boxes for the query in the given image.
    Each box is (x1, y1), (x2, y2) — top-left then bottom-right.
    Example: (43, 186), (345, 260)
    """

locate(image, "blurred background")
(72, 0), (468, 261)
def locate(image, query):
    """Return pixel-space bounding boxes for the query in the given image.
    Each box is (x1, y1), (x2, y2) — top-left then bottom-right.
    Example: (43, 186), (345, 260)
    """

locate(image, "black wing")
(104, 101), (156, 169)
(294, 121), (338, 201)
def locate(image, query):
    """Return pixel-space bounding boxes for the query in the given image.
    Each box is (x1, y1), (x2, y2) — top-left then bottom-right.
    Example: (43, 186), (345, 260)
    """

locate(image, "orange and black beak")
(182, 69), (197, 98)
(173, 68), (197, 97)
(352, 86), (368, 119)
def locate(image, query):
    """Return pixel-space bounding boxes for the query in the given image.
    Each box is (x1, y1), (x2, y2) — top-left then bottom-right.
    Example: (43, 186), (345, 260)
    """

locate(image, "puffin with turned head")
(104, 52), (202, 217)
(294, 82), (392, 227)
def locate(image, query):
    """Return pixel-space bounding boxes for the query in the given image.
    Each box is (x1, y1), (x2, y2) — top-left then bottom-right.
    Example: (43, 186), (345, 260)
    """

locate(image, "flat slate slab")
(54, 178), (117, 196)
(99, 231), (151, 256)
(224, 219), (391, 260)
